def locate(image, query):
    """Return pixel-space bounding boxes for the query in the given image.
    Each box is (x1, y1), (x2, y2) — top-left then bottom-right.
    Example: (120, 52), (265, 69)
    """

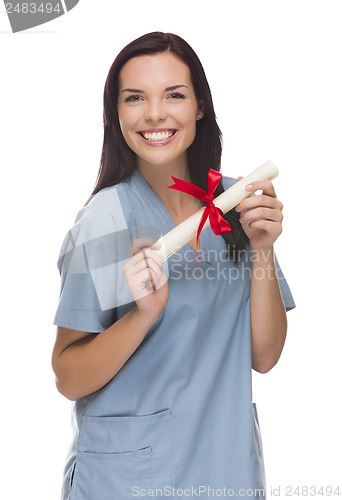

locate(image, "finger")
(146, 267), (156, 292)
(142, 249), (156, 292)
(139, 249), (166, 292)
(137, 272), (168, 298)
(125, 252), (161, 282)
(237, 195), (283, 212)
(237, 176), (244, 182)
(240, 207), (283, 226)
(142, 248), (164, 269)
(132, 249), (163, 273)
(126, 244), (163, 270)
(134, 267), (159, 295)
(133, 273), (156, 298)
(144, 266), (166, 294)
(147, 262), (168, 291)
(125, 250), (146, 270)
(146, 267), (168, 292)
(131, 237), (159, 257)
(246, 219), (283, 236)
(245, 180), (276, 198)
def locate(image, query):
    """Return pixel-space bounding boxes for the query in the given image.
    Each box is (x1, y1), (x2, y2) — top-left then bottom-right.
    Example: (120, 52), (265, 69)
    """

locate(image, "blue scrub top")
(54, 170), (295, 500)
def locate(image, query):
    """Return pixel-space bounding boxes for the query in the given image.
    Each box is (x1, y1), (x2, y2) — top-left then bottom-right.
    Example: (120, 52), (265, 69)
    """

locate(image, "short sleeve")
(53, 223), (119, 333)
(274, 253), (296, 312)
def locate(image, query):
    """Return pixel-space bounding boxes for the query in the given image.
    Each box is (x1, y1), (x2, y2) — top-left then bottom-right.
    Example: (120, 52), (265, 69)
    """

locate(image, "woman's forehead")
(118, 52), (192, 91)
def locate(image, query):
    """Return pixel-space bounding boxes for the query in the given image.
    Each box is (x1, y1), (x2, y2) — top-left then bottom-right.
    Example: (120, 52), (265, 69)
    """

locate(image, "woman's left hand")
(235, 178), (284, 251)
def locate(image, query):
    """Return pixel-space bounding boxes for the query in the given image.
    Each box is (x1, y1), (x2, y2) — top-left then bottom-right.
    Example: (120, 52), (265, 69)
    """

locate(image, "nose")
(144, 99), (167, 122)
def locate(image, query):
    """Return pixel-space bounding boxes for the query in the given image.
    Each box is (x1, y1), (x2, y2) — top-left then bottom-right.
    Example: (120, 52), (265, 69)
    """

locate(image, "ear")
(196, 99), (205, 120)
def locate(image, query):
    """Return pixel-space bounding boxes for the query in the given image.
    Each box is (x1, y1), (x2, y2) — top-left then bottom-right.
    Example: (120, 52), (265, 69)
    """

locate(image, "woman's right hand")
(123, 238), (169, 323)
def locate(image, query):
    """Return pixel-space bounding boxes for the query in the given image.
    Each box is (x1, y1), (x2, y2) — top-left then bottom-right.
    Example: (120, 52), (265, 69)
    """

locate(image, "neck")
(137, 156), (197, 212)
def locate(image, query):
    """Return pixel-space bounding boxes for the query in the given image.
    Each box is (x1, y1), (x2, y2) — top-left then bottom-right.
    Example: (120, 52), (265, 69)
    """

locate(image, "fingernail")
(245, 184), (253, 191)
(235, 205), (240, 212)
(151, 242), (161, 249)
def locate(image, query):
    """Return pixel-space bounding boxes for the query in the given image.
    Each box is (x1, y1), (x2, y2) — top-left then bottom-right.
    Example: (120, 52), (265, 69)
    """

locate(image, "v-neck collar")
(129, 168), (208, 256)
(131, 168), (204, 230)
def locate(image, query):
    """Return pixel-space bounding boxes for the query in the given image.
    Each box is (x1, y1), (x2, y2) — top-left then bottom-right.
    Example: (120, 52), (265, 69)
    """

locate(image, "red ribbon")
(168, 169), (231, 261)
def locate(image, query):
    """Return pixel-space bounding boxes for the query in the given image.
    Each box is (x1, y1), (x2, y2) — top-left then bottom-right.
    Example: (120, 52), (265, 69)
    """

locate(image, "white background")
(1, 0), (341, 498)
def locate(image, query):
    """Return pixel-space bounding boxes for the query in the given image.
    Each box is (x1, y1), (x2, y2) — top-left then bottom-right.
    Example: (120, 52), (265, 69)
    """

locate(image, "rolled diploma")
(152, 160), (279, 261)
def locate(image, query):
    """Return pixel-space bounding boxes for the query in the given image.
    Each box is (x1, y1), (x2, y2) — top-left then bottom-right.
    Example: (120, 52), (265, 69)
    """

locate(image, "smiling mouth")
(138, 129), (177, 142)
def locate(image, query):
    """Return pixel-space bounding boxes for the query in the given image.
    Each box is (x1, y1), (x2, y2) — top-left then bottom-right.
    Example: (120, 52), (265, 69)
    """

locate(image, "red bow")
(168, 169), (231, 261)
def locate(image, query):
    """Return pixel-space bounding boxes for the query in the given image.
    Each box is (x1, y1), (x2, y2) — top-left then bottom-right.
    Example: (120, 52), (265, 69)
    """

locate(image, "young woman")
(52, 32), (295, 500)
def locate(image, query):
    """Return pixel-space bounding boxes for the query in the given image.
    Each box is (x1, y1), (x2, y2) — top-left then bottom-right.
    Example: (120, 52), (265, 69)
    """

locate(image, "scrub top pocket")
(69, 447), (151, 500)
(69, 408), (173, 497)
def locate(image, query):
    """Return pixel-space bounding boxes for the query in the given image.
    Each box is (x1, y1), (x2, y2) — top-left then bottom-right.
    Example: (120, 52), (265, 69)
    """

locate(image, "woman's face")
(117, 52), (203, 170)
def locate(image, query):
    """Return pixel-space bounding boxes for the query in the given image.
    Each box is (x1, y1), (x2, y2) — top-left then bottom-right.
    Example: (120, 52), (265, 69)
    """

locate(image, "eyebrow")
(120, 84), (188, 93)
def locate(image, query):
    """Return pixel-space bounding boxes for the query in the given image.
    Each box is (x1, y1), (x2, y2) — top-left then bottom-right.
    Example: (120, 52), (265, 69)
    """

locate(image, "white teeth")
(142, 131), (174, 142)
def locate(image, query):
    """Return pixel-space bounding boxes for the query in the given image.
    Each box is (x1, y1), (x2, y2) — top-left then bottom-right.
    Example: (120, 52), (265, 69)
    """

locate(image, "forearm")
(250, 246), (287, 373)
(55, 307), (155, 401)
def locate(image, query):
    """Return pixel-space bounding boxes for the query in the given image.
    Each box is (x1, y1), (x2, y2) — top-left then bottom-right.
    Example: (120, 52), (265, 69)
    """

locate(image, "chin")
(140, 153), (181, 168)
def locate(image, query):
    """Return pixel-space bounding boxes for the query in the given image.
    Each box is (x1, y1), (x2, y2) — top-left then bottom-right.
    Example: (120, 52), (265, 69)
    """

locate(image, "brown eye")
(167, 93), (185, 99)
(124, 95), (142, 102)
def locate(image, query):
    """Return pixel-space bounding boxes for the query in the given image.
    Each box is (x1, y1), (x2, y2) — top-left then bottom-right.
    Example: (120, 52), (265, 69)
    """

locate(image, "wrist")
(250, 245), (274, 265)
(130, 305), (159, 331)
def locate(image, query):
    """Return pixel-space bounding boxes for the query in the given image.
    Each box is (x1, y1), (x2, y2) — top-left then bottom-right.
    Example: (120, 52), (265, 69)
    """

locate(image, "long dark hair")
(91, 31), (249, 260)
